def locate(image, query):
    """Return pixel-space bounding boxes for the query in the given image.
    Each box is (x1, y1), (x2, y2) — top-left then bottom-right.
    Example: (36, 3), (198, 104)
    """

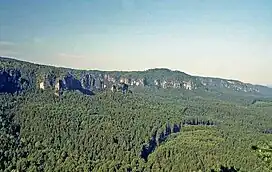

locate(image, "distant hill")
(1, 56), (272, 97)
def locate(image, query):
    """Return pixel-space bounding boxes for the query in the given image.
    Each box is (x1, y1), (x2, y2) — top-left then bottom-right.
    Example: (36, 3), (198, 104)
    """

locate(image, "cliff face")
(1, 57), (272, 97)
(198, 77), (260, 93)
(0, 69), (29, 94)
(39, 70), (263, 96)
(37, 70), (197, 96)
(39, 72), (95, 96)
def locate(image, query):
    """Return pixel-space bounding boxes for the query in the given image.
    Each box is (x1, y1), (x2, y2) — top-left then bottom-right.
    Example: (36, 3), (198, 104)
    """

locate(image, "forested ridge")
(0, 57), (272, 171)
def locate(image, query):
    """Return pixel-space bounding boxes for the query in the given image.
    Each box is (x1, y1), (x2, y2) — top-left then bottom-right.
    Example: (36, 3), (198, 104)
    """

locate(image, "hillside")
(0, 56), (272, 171)
(1, 56), (272, 98)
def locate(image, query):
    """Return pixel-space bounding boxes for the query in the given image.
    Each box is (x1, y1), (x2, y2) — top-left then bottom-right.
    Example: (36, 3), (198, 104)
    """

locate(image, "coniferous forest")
(0, 57), (272, 172)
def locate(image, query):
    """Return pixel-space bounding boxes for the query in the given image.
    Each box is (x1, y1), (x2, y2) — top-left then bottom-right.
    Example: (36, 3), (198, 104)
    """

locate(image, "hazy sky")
(0, 0), (271, 84)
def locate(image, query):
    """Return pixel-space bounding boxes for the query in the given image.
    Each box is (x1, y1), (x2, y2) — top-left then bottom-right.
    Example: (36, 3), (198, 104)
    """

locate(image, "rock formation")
(0, 69), (28, 94)
(80, 73), (93, 90)
(1, 57), (269, 96)
(39, 72), (95, 96)
(111, 85), (117, 92)
(121, 83), (129, 94)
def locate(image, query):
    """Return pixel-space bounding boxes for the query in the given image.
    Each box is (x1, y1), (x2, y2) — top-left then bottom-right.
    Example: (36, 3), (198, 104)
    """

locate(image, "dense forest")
(0, 57), (272, 171)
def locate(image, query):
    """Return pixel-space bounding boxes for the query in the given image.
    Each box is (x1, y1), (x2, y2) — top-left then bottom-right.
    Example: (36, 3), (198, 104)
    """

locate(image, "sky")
(0, 0), (271, 84)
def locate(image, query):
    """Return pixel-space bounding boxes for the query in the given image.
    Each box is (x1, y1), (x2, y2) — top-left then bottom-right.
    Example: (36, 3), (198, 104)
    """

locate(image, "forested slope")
(0, 88), (272, 171)
(0, 57), (272, 171)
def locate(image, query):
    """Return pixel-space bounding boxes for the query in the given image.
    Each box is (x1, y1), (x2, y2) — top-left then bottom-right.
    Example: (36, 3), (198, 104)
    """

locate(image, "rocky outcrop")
(118, 77), (145, 87)
(121, 83), (129, 94)
(183, 81), (193, 90)
(104, 74), (116, 83)
(199, 77), (260, 93)
(41, 71), (198, 94)
(0, 69), (29, 94)
(111, 85), (117, 92)
(94, 77), (104, 90)
(40, 69), (260, 94)
(154, 79), (161, 88)
(54, 79), (62, 96)
(80, 73), (94, 90)
(39, 73), (57, 90)
(111, 83), (130, 94)
(59, 73), (95, 95)
(63, 73), (82, 90)
(39, 72), (95, 96)
(39, 72), (133, 96)
(153, 79), (195, 90)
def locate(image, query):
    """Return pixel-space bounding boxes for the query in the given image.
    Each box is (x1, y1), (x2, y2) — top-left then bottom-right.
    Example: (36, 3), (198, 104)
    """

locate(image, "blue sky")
(0, 0), (271, 84)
